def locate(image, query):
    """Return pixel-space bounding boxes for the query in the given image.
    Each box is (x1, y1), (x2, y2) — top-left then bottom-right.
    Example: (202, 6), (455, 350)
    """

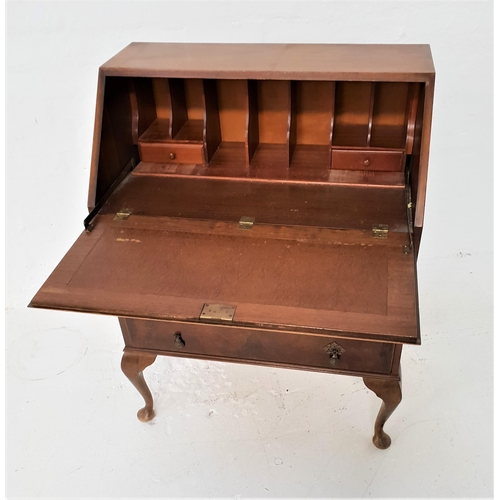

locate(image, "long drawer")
(121, 319), (396, 376)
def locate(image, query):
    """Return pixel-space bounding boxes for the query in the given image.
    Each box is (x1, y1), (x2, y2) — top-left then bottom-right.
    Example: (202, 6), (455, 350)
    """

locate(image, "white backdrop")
(6, 0), (493, 310)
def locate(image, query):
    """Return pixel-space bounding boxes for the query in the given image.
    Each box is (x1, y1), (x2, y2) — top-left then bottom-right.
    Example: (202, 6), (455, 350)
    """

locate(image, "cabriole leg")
(363, 375), (402, 449)
(121, 350), (157, 422)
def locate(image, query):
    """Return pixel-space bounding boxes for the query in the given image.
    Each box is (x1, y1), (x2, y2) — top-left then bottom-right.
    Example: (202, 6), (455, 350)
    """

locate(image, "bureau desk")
(30, 43), (435, 449)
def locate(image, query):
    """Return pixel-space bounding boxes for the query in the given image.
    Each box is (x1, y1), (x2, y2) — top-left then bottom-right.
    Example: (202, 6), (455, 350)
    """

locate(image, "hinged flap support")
(84, 158), (135, 232)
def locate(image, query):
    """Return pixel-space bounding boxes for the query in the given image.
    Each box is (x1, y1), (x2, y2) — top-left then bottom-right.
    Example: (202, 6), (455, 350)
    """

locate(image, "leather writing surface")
(68, 226), (388, 315)
(30, 214), (418, 343)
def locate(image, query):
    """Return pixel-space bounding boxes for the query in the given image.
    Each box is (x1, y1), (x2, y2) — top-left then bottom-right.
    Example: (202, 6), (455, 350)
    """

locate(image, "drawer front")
(138, 141), (206, 164)
(122, 319), (395, 375)
(331, 148), (405, 172)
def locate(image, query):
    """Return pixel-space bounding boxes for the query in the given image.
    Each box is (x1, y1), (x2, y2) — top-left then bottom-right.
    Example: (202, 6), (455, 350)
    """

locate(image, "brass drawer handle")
(363, 158), (370, 167)
(324, 341), (346, 367)
(169, 152), (176, 160)
(173, 332), (185, 349)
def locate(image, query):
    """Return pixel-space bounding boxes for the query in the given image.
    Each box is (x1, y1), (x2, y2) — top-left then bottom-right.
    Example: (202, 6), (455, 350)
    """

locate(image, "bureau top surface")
(100, 42), (435, 81)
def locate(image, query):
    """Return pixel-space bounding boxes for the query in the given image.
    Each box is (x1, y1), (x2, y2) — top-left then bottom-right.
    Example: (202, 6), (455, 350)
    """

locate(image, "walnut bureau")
(30, 43), (435, 449)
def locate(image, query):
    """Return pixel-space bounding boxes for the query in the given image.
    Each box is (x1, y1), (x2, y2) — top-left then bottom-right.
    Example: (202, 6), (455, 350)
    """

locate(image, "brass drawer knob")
(169, 152), (176, 160)
(363, 158), (370, 167)
(324, 341), (346, 367)
(173, 332), (185, 349)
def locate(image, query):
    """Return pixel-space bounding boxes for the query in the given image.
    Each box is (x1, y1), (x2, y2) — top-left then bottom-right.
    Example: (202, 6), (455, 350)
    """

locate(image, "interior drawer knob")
(324, 341), (346, 367)
(169, 152), (176, 160)
(173, 332), (185, 349)
(363, 158), (370, 167)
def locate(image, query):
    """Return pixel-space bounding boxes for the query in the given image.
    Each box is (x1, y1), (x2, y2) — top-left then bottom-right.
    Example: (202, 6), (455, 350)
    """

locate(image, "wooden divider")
(366, 82), (376, 147)
(329, 81), (413, 151)
(203, 79), (221, 162)
(246, 79), (259, 165)
(288, 81), (297, 164)
(169, 79), (188, 139)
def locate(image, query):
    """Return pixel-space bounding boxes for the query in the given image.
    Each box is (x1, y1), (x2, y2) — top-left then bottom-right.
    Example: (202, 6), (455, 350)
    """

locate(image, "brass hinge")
(372, 224), (389, 239)
(238, 216), (255, 230)
(199, 303), (236, 321)
(114, 208), (132, 221)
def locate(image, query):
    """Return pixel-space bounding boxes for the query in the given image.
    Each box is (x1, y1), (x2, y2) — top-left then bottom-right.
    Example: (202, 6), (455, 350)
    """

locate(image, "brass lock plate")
(199, 303), (236, 321)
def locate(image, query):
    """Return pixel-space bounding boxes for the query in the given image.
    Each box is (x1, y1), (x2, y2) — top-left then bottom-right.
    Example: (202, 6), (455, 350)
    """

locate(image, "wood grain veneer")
(31, 43), (434, 448)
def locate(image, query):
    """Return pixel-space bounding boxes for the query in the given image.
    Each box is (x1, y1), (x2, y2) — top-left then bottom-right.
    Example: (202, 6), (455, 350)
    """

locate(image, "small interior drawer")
(331, 148), (405, 172)
(122, 319), (395, 376)
(138, 141), (206, 165)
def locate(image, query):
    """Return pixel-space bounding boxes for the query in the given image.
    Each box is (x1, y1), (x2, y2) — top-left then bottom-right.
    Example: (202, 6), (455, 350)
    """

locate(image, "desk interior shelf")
(128, 75), (421, 186)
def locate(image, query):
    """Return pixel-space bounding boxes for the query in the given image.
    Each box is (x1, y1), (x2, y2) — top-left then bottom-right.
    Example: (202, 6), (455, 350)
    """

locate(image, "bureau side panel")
(413, 77), (435, 231)
(88, 69), (106, 211)
(88, 75), (140, 210)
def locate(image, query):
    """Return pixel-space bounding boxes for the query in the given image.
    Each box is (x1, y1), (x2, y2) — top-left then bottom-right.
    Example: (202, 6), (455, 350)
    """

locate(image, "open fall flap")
(30, 175), (420, 344)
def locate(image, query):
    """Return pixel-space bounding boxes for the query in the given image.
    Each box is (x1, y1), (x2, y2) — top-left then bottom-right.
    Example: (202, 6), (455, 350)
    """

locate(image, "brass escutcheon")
(173, 332), (185, 349)
(324, 341), (346, 367)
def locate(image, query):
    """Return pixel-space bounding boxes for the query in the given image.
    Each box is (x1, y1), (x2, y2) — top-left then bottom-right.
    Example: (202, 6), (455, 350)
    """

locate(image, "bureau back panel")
(332, 82), (373, 147)
(102, 175), (409, 232)
(294, 81), (334, 146)
(216, 80), (247, 143)
(371, 82), (409, 149)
